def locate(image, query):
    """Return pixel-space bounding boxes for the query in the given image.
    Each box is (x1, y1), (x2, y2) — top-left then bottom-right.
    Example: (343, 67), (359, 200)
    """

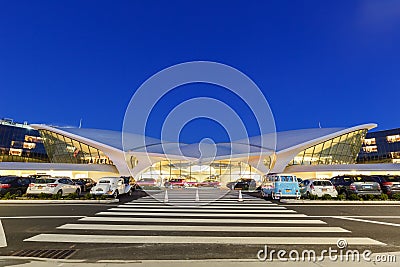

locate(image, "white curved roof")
(32, 123), (376, 158)
(31, 123), (377, 175)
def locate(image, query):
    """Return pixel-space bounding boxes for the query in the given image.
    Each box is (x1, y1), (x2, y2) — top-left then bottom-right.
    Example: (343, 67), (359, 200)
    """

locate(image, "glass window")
(387, 134), (400, 143)
(363, 138), (376, 146)
(38, 130), (112, 165)
(288, 130), (367, 166)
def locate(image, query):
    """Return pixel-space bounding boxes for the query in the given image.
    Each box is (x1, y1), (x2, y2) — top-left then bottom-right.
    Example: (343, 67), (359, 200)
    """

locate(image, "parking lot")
(0, 189), (399, 264)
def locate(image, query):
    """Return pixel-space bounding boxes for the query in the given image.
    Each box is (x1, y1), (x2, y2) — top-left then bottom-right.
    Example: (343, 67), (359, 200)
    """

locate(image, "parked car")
(136, 178), (158, 189)
(197, 178), (221, 188)
(90, 177), (134, 198)
(0, 176), (32, 196)
(164, 178), (186, 188)
(72, 178), (96, 192)
(299, 179), (338, 198)
(227, 178), (257, 191)
(27, 177), (81, 196)
(330, 175), (382, 198)
(261, 174), (300, 200)
(371, 175), (400, 196)
(27, 174), (51, 183)
(184, 177), (199, 187)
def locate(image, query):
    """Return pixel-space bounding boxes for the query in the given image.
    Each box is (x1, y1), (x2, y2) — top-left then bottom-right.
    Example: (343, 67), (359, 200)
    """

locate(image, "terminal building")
(357, 128), (400, 164)
(0, 119), (399, 184)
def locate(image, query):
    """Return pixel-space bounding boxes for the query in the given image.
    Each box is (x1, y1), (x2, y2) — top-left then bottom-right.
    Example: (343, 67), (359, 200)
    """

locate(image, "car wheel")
(271, 192), (276, 200)
(261, 190), (267, 199)
(306, 192), (311, 199)
(57, 190), (63, 196)
(113, 190), (119, 199)
(128, 188), (133, 196)
(15, 189), (23, 196)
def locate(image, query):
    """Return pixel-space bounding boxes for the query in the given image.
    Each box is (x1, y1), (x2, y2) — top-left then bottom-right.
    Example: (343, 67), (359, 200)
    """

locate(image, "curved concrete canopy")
(31, 123), (377, 175)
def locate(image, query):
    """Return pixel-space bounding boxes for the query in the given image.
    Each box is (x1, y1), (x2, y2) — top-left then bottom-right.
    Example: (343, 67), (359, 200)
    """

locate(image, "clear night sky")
(1, 1), (399, 143)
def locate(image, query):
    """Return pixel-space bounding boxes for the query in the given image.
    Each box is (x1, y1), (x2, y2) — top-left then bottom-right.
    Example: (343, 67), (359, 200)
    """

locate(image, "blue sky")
(1, 0), (399, 143)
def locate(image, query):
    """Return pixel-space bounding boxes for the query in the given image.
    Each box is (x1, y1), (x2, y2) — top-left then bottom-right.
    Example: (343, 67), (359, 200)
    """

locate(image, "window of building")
(387, 134), (400, 143)
(362, 145), (378, 153)
(363, 138), (376, 146)
(0, 124), (49, 163)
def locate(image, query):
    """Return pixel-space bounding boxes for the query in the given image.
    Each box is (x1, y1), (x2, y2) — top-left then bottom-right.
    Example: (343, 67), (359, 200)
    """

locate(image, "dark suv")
(72, 178), (96, 192)
(227, 178), (257, 191)
(371, 175), (400, 196)
(330, 175), (381, 197)
(0, 176), (32, 196)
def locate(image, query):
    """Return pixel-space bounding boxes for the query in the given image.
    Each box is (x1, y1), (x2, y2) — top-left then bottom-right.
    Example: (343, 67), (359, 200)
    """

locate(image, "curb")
(0, 199), (119, 204)
(280, 199), (400, 204)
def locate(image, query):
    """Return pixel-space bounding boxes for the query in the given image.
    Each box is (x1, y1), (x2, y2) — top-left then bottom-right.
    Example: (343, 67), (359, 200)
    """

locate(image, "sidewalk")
(0, 199), (119, 204)
(1, 252), (399, 267)
(280, 199), (400, 204)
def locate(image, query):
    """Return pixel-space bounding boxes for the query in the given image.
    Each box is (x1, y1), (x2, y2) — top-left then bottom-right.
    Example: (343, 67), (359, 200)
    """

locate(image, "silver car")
(300, 179), (338, 198)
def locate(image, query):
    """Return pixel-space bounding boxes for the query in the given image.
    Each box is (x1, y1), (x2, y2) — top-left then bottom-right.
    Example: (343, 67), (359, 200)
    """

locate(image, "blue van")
(261, 174), (300, 200)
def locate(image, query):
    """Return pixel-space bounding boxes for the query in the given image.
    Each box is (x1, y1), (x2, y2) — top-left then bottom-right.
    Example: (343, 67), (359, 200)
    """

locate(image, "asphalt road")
(0, 189), (399, 263)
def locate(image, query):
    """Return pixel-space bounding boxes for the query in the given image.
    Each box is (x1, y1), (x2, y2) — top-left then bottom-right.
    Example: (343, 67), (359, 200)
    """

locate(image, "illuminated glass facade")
(357, 128), (400, 164)
(39, 130), (113, 165)
(139, 160), (263, 185)
(288, 130), (367, 166)
(0, 121), (49, 163)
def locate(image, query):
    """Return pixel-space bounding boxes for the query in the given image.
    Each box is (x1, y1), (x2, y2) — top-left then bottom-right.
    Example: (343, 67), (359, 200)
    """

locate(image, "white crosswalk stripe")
(79, 216), (327, 224)
(25, 234), (385, 246)
(23, 189), (387, 247)
(58, 224), (350, 232)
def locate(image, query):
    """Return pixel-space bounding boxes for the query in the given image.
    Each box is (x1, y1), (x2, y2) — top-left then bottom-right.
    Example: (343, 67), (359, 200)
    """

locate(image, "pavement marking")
(350, 216), (400, 218)
(79, 217), (327, 224)
(58, 223), (350, 232)
(281, 204), (400, 207)
(333, 216), (400, 227)
(0, 216), (85, 219)
(130, 201), (267, 204)
(0, 220), (7, 247)
(24, 234), (386, 245)
(108, 208), (292, 213)
(118, 204), (279, 208)
(95, 212), (304, 217)
(308, 216), (400, 219)
(123, 202), (275, 206)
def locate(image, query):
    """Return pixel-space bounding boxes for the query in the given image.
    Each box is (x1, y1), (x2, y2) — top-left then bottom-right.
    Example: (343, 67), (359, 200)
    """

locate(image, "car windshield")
(352, 176), (375, 182)
(280, 176), (294, 182)
(382, 176), (400, 182)
(362, 176), (376, 182)
(34, 178), (56, 184)
(313, 181), (332, 186)
(0, 177), (16, 183)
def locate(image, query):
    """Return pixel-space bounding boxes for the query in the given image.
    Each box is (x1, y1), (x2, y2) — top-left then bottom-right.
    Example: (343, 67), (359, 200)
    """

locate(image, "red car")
(164, 178), (186, 188)
(197, 179), (221, 188)
(184, 178), (199, 187)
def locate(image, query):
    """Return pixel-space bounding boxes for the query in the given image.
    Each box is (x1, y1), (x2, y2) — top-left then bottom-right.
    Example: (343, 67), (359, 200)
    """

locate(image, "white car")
(299, 179), (338, 198)
(90, 177), (133, 198)
(27, 177), (81, 196)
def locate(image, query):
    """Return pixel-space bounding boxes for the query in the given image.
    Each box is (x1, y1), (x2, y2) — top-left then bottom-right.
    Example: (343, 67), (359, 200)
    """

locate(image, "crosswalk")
(24, 188), (386, 247)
